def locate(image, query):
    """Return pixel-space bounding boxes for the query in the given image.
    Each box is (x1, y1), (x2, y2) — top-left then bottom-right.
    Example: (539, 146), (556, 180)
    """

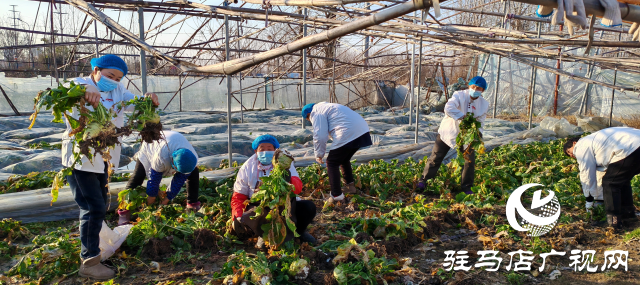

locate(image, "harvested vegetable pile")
(248, 149), (298, 249)
(122, 96), (162, 143)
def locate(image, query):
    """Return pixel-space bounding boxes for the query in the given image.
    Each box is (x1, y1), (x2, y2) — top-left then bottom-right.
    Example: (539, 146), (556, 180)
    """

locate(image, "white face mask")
(469, 88), (482, 99)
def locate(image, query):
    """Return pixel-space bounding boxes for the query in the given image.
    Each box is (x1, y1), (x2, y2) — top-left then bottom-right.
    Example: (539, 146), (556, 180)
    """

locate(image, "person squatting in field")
(416, 76), (489, 195)
(230, 135), (318, 247)
(118, 130), (200, 225)
(63, 54), (159, 280)
(564, 127), (640, 229)
(302, 102), (373, 204)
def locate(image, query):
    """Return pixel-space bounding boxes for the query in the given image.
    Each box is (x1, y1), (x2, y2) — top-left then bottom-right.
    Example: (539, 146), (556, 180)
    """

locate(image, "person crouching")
(230, 134), (317, 246)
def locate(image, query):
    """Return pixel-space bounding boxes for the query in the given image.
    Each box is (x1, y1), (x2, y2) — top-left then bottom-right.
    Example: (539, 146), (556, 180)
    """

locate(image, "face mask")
(96, 75), (119, 92)
(469, 88), (482, 99)
(257, 151), (275, 165)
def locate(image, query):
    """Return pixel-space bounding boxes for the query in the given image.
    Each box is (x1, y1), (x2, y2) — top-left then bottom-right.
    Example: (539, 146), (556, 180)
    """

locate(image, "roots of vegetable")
(142, 237), (173, 259)
(189, 229), (218, 252)
(140, 122), (163, 143)
(78, 126), (120, 159)
(69, 99), (88, 137)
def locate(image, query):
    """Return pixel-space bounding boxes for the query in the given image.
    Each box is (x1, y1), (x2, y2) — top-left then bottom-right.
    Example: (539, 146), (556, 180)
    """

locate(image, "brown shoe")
(79, 255), (115, 280)
(341, 182), (357, 194)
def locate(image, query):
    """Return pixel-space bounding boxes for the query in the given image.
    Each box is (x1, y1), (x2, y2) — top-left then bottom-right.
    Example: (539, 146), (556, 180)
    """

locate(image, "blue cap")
(171, 149), (197, 174)
(468, 76), (487, 90)
(90, 54), (128, 77)
(301, 103), (315, 118)
(252, 134), (280, 150)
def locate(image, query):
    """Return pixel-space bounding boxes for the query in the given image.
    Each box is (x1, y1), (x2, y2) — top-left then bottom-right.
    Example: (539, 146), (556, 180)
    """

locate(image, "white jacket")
(61, 77), (138, 173)
(136, 131), (198, 178)
(310, 102), (370, 158)
(574, 127), (640, 198)
(233, 154), (299, 198)
(437, 89), (489, 148)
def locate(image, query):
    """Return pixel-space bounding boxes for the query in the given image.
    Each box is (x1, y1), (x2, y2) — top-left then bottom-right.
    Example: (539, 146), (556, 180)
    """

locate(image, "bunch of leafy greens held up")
(122, 96), (163, 143)
(249, 149), (297, 249)
(29, 82), (133, 204)
(454, 112), (485, 170)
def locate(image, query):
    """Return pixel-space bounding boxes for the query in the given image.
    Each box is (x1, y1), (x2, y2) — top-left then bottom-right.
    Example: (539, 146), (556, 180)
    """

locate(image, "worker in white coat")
(302, 102), (372, 202)
(564, 127), (640, 229)
(63, 54), (158, 280)
(118, 131), (200, 224)
(416, 76), (490, 194)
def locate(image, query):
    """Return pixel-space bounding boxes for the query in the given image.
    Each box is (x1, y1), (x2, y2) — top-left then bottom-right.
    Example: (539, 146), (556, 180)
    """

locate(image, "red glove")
(291, 176), (303, 195)
(231, 192), (248, 218)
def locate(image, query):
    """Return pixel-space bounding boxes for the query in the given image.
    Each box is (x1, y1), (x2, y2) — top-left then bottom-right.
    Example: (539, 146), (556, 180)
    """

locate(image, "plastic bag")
(99, 221), (133, 261)
(576, 116), (624, 132)
(519, 126), (556, 139)
(539, 117), (582, 138)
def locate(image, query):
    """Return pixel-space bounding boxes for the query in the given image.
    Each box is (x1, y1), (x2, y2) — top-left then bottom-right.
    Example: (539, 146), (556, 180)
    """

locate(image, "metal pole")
(528, 22), (542, 129)
(553, 25), (564, 115)
(479, 53), (490, 77)
(49, 0), (59, 84)
(492, 0), (509, 119)
(580, 30), (605, 115)
(137, 2), (147, 95)
(238, 23), (243, 123)
(609, 32), (622, 127)
(225, 1), (232, 163)
(264, 77), (268, 109)
(409, 15), (416, 125)
(302, 7), (308, 129)
(415, 36), (423, 143)
(179, 74), (182, 112)
(492, 56), (501, 118)
(94, 16), (100, 57)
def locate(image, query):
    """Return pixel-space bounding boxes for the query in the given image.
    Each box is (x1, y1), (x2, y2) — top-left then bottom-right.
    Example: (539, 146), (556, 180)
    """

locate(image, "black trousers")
(235, 200), (317, 241)
(602, 147), (640, 216)
(420, 134), (476, 192)
(126, 159), (200, 203)
(326, 132), (373, 197)
(67, 162), (109, 259)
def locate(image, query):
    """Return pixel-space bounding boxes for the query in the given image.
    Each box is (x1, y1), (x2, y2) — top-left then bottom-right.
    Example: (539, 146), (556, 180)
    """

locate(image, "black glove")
(283, 169), (292, 183)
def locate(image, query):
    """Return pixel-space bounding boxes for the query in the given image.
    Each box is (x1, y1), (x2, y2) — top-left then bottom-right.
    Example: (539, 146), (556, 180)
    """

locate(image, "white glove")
(537, 5), (554, 18)
(551, 0), (565, 26)
(586, 201), (594, 213)
(629, 22), (640, 42)
(599, 0), (622, 27)
(564, 0), (587, 36)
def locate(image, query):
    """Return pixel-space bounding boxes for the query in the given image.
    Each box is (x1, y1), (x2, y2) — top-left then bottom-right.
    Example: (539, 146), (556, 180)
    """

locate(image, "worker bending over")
(302, 102), (372, 203)
(564, 127), (640, 228)
(119, 131), (200, 224)
(230, 135), (317, 246)
(416, 76), (489, 194)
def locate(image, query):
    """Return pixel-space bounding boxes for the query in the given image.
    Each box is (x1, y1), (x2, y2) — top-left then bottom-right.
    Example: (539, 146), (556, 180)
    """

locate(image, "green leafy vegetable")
(250, 149), (298, 249)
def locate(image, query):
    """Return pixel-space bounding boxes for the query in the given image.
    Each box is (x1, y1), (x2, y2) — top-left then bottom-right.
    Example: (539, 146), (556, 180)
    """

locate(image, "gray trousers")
(420, 134), (476, 192)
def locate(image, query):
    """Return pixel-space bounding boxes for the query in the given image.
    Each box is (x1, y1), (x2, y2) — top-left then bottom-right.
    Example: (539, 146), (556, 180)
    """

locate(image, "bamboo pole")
(553, 25), (563, 116)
